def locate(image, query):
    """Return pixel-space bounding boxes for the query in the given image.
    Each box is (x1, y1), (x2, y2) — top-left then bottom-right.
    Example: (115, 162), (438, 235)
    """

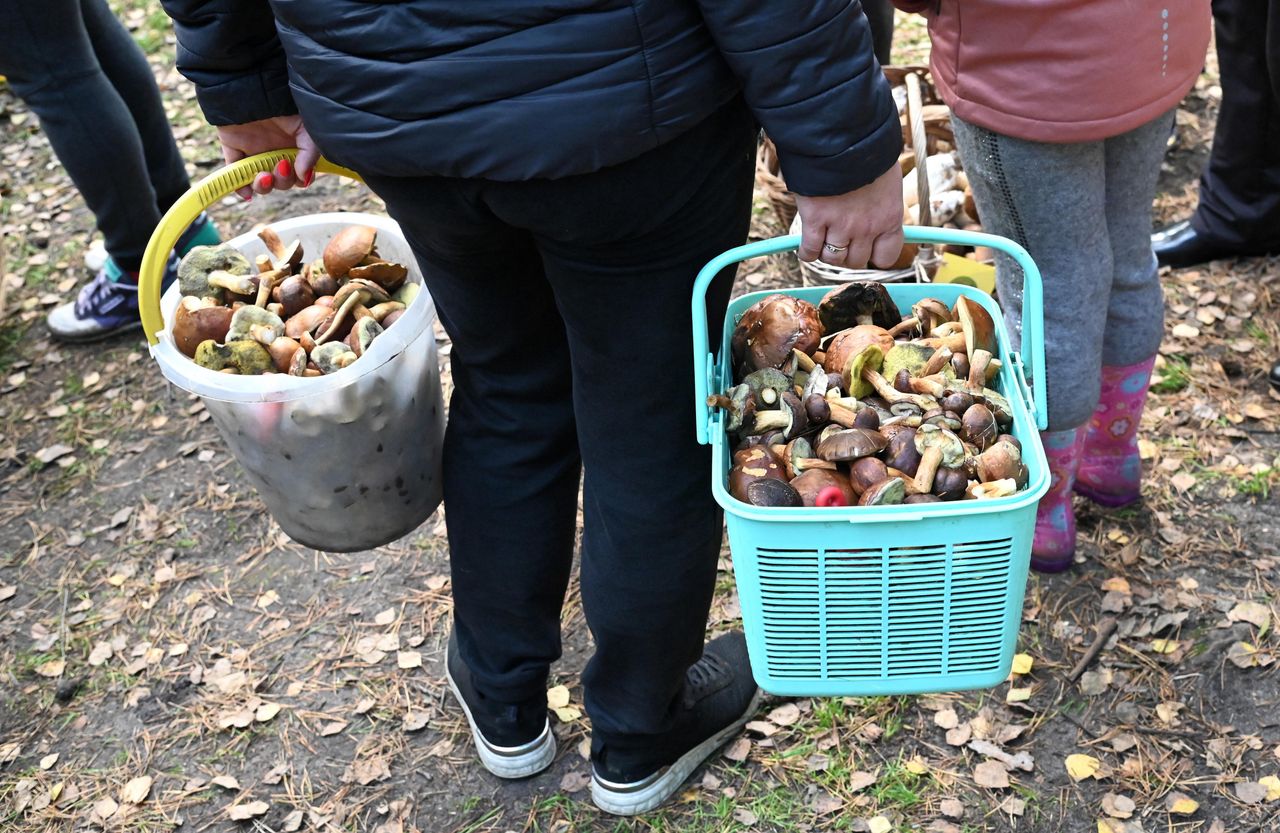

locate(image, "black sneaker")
(444, 633), (556, 779)
(591, 631), (763, 815)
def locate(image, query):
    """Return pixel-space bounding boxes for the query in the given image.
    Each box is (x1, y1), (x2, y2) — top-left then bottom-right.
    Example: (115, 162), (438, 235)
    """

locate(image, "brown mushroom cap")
(858, 478), (906, 506)
(821, 326), (893, 377)
(954, 296), (997, 357)
(728, 446), (788, 502)
(791, 469), (857, 507)
(818, 282), (901, 332)
(848, 456), (889, 495)
(932, 467), (969, 500)
(347, 260), (408, 291)
(272, 275), (316, 319)
(961, 403), (998, 451)
(285, 304), (330, 340)
(745, 478), (804, 507)
(731, 294), (823, 372)
(267, 336), (304, 373)
(816, 427), (888, 462)
(172, 298), (233, 358)
(323, 226), (378, 279)
(976, 439), (1022, 483)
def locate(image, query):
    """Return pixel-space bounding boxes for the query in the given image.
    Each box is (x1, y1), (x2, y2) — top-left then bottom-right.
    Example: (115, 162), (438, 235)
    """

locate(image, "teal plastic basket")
(692, 227), (1050, 696)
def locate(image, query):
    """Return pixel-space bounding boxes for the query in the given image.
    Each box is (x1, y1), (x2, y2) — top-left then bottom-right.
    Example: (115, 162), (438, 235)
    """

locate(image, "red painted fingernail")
(276, 158), (292, 177)
(302, 169), (314, 188)
(257, 173), (273, 188)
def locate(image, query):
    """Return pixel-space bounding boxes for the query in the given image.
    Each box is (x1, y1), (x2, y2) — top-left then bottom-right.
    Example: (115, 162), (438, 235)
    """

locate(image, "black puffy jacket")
(160, 0), (900, 196)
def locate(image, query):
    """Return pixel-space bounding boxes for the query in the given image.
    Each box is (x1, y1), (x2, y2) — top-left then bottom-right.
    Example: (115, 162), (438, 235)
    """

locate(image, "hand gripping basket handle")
(691, 226), (1048, 445)
(137, 149), (362, 346)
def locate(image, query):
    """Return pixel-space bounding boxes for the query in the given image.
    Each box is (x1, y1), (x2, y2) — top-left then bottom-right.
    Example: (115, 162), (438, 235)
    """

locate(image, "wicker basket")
(755, 135), (796, 230)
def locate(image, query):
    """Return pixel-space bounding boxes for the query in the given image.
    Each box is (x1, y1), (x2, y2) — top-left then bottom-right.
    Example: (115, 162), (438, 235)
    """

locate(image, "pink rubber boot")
(1031, 428), (1084, 573)
(1075, 356), (1157, 507)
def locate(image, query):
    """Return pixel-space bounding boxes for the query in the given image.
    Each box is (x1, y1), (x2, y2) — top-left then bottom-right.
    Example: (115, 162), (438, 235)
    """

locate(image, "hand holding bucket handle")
(137, 150), (362, 346)
(690, 226), (1048, 443)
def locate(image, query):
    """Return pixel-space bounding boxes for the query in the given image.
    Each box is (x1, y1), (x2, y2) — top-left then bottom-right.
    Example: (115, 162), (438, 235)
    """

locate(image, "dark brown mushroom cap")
(731, 294), (823, 372)
(904, 493), (944, 504)
(745, 478), (804, 507)
(932, 467), (969, 500)
(272, 275), (316, 319)
(323, 226), (378, 279)
(848, 456), (889, 495)
(347, 260), (409, 292)
(791, 469), (857, 507)
(884, 428), (922, 476)
(821, 327), (893, 377)
(819, 282), (901, 332)
(853, 408), (881, 430)
(816, 427), (888, 462)
(976, 440), (1022, 483)
(961, 403), (998, 451)
(728, 448), (788, 502)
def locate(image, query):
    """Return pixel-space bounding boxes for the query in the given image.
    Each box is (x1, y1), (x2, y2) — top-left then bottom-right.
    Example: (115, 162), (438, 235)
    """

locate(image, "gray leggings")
(951, 111), (1173, 431)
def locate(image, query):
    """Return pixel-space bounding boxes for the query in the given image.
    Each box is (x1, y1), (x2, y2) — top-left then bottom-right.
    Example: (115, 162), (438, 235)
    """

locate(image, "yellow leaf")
(1010, 653), (1034, 675)
(1066, 754), (1101, 781)
(256, 590), (279, 609)
(553, 706), (582, 723)
(39, 753), (58, 770)
(1149, 639), (1179, 654)
(49, 782), (64, 802)
(1098, 820), (1122, 833)
(1100, 577), (1130, 594)
(904, 757), (928, 775)
(546, 685), (571, 709)
(35, 659), (65, 678)
(1006, 687), (1033, 703)
(1259, 775), (1280, 802)
(1165, 792), (1199, 815)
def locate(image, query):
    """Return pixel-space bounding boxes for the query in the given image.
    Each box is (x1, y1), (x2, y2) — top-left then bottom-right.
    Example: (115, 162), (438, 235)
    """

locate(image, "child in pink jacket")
(895, 0), (1211, 570)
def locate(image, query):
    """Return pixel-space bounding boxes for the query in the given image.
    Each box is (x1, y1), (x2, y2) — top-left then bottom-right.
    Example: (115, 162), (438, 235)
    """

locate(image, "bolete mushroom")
(818, 282), (900, 332)
(822, 326), (894, 378)
(193, 339), (273, 375)
(975, 439), (1022, 483)
(954, 295), (997, 357)
(743, 367), (792, 407)
(882, 342), (937, 383)
(171, 297), (233, 358)
(791, 469), (856, 507)
(267, 336), (306, 374)
(745, 478), (804, 507)
(848, 456), (889, 495)
(323, 225), (378, 279)
(707, 383), (756, 433)
(311, 341), (358, 374)
(731, 294), (822, 372)
(783, 437), (837, 479)
(961, 403), (998, 451)
(858, 478), (906, 506)
(226, 306), (285, 346)
(346, 316), (384, 357)
(177, 245), (252, 299)
(729, 446), (788, 502)
(348, 260), (408, 292)
(314, 279), (391, 346)
(967, 478), (1018, 499)
(912, 424), (966, 494)
(272, 275), (316, 319)
(816, 427), (887, 462)
(748, 391), (807, 440)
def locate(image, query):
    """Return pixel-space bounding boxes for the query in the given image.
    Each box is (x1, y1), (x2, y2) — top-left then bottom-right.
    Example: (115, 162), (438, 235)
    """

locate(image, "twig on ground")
(1068, 616), (1118, 682)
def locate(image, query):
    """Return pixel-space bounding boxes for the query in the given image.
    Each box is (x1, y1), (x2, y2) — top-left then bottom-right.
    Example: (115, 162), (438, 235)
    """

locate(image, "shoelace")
(74, 270), (135, 318)
(684, 652), (730, 699)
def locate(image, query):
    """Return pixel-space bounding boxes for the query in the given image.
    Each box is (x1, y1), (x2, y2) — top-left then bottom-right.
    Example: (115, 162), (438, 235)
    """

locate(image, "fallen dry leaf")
(546, 685), (571, 709)
(934, 708), (959, 730)
(92, 797), (119, 820)
(227, 800), (270, 820)
(847, 771), (877, 791)
(374, 607), (396, 626)
(723, 737), (751, 762)
(1066, 754), (1101, 781)
(553, 706), (582, 723)
(1101, 793), (1135, 819)
(0, 585), (15, 602)
(403, 712), (430, 732)
(120, 775), (152, 804)
(255, 703), (281, 722)
(1259, 775), (1280, 801)
(1228, 601), (1271, 629)
(39, 753), (58, 770)
(396, 651), (421, 669)
(1010, 653), (1034, 675)
(1235, 781), (1268, 804)
(343, 756), (391, 785)
(974, 760), (1010, 789)
(767, 702), (801, 726)
(319, 720), (348, 737)
(559, 770), (590, 793)
(35, 659), (65, 678)
(1149, 638), (1180, 654)
(211, 775), (240, 790)
(940, 798), (964, 818)
(867, 815), (892, 833)
(1164, 792), (1198, 815)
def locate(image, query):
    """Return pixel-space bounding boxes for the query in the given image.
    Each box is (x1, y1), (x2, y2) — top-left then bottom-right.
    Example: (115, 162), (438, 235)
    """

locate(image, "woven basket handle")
(905, 73), (932, 228)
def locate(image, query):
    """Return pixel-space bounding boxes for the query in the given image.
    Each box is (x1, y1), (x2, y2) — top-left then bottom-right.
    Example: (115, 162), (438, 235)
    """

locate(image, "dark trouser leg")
(0, 0), (169, 272)
(80, 0), (191, 213)
(1192, 0), (1280, 249)
(862, 0), (896, 66)
(360, 178), (581, 704)
(480, 100), (757, 750)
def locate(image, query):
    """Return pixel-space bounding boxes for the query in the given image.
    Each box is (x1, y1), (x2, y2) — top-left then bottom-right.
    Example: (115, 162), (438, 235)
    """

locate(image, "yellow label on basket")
(931, 252), (996, 296)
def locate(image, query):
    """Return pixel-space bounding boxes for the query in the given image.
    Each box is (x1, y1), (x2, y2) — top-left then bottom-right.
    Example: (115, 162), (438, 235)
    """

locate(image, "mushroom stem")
(208, 270), (256, 295)
(792, 348), (816, 372)
(932, 321), (964, 338)
(967, 349), (993, 394)
(749, 410), (791, 434)
(912, 445), (944, 494)
(257, 226), (286, 260)
(828, 400), (860, 428)
(707, 394), (735, 410)
(861, 367), (937, 411)
(922, 332), (967, 354)
(253, 268), (287, 307)
(922, 346), (952, 376)
(908, 376), (947, 398)
(886, 316), (921, 339)
(314, 289), (365, 346)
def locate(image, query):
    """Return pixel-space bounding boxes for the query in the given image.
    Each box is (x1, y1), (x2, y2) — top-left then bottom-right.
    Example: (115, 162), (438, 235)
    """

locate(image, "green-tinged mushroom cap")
(178, 244), (251, 299)
(193, 339), (273, 375)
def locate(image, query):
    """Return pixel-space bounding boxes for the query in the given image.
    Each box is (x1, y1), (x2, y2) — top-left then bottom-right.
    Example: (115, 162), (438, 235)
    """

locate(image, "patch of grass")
(1245, 321), (1271, 344)
(0, 320), (29, 374)
(1151, 355), (1191, 394)
(1235, 468), (1275, 500)
(868, 760), (925, 810)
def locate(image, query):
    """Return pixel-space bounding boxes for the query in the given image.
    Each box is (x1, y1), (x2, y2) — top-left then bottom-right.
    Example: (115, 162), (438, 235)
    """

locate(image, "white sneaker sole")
(445, 666), (556, 779)
(591, 688), (764, 816)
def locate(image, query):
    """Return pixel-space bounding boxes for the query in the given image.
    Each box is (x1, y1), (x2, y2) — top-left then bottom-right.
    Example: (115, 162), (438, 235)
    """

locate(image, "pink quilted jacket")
(892, 1), (1212, 143)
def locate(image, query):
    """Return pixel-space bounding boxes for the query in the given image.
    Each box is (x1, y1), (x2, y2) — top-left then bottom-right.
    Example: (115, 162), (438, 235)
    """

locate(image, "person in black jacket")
(159, 0), (904, 814)
(1152, 0), (1280, 267)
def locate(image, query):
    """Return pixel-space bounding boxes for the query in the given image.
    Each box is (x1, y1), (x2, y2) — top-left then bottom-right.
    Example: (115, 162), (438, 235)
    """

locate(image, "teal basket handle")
(692, 226), (1048, 445)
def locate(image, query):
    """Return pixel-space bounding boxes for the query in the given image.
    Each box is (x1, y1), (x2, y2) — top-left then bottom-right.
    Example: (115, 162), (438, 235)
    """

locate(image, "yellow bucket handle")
(138, 150), (362, 345)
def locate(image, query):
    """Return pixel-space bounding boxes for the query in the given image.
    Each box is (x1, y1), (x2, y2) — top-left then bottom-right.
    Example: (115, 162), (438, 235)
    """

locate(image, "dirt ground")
(2, 8), (1280, 833)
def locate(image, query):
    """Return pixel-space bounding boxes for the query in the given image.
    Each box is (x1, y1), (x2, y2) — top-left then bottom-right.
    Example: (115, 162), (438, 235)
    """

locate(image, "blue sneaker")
(52, 214), (218, 342)
(46, 252), (179, 342)
(83, 212), (221, 272)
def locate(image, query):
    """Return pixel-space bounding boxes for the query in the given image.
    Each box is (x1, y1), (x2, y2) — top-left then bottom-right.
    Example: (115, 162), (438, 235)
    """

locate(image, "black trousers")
(1192, 0), (1280, 249)
(363, 99), (756, 750)
(863, 0), (896, 67)
(0, 0), (191, 272)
